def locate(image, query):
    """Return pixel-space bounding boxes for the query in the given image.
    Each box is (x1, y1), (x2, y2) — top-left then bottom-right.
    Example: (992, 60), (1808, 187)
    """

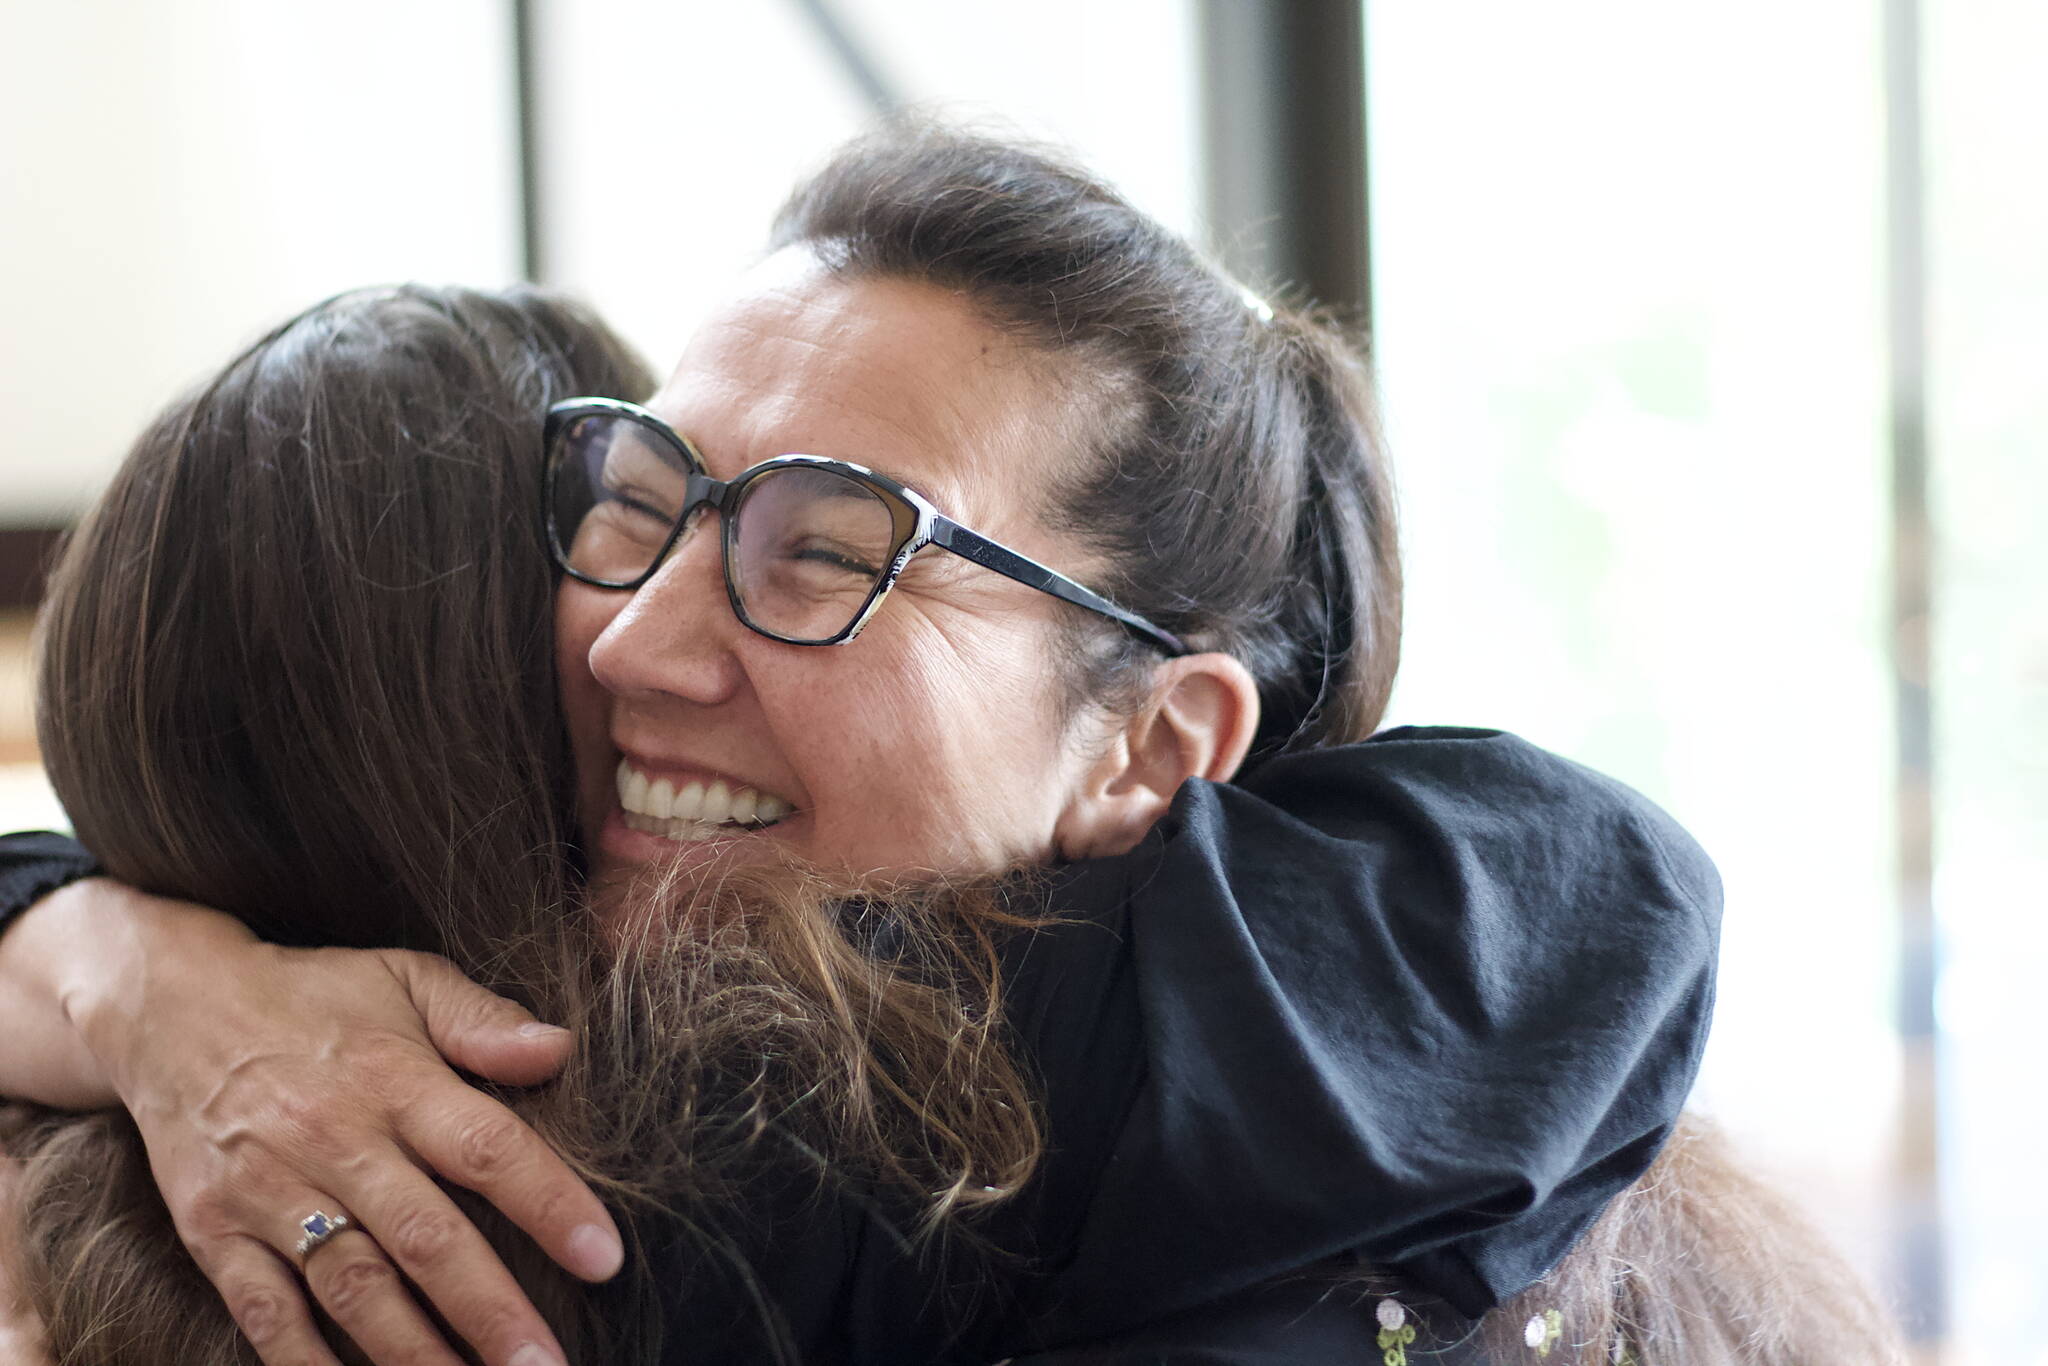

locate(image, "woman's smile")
(594, 740), (811, 871)
(614, 757), (799, 836)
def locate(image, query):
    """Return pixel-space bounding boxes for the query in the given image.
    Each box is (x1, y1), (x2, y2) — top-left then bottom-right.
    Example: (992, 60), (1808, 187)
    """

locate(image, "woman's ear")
(1054, 652), (1261, 860)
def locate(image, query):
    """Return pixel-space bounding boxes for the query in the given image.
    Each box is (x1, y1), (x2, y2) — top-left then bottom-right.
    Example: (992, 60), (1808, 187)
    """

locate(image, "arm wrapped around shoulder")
(1034, 726), (1720, 1338)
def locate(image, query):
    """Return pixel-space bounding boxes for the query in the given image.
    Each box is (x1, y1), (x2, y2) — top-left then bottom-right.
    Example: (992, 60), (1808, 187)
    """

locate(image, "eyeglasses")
(542, 397), (1187, 654)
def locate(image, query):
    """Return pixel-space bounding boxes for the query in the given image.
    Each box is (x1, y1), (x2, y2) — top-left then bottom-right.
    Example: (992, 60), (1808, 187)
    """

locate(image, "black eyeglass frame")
(542, 397), (1188, 654)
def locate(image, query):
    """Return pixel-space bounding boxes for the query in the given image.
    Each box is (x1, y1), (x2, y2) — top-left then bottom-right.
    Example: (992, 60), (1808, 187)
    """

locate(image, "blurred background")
(1, 1), (2041, 1359)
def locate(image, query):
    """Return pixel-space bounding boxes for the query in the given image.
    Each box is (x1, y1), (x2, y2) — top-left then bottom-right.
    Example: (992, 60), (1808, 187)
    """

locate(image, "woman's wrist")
(0, 881), (118, 1106)
(48, 880), (258, 1106)
(0, 879), (255, 1109)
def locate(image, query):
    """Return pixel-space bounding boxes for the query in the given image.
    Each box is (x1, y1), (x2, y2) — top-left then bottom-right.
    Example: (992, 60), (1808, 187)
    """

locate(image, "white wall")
(0, 0), (1198, 524)
(535, 0), (1198, 387)
(1371, 4), (2048, 1360)
(0, 0), (521, 524)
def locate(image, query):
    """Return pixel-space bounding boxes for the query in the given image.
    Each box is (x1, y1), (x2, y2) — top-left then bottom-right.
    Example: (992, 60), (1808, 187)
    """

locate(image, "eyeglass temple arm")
(929, 518), (1188, 657)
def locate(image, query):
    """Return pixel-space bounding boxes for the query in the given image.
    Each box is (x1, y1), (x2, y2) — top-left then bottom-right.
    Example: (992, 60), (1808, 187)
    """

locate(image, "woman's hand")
(41, 879), (622, 1366)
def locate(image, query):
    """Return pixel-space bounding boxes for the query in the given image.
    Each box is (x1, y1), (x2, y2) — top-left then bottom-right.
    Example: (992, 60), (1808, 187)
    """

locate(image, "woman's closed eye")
(596, 431), (690, 526)
(603, 483), (676, 526)
(785, 537), (880, 578)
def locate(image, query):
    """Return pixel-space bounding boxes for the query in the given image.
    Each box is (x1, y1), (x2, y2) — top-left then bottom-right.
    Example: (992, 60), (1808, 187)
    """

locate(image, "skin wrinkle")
(680, 267), (1041, 526)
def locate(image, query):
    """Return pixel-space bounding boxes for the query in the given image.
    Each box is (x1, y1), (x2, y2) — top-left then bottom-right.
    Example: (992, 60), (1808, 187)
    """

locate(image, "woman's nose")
(585, 512), (745, 707)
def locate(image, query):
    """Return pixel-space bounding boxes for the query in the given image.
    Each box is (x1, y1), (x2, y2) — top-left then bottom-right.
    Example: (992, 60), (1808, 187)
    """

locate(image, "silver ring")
(293, 1209), (352, 1259)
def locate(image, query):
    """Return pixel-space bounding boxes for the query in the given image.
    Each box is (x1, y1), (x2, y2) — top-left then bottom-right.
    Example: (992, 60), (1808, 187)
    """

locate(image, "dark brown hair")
(771, 120), (1401, 759)
(9, 283), (649, 1365)
(35, 282), (620, 957)
(6, 283), (1039, 1364)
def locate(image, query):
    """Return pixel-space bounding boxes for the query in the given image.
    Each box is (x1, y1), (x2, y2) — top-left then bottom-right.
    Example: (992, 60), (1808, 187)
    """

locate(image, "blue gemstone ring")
(293, 1209), (352, 1259)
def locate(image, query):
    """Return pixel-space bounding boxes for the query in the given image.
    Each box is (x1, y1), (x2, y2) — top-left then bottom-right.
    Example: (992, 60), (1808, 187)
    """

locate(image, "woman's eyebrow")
(885, 471), (947, 505)
(757, 443), (956, 508)
(607, 434), (689, 482)
(657, 401), (954, 508)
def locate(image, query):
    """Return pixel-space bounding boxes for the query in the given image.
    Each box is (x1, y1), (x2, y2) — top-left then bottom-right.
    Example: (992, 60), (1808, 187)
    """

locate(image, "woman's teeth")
(615, 760), (794, 842)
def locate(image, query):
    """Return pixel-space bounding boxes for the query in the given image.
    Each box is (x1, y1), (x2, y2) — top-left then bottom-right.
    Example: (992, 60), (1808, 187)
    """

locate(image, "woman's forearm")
(0, 880), (136, 1106)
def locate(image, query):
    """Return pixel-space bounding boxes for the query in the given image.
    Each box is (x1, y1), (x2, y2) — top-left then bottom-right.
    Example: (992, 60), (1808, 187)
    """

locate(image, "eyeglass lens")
(550, 412), (900, 644)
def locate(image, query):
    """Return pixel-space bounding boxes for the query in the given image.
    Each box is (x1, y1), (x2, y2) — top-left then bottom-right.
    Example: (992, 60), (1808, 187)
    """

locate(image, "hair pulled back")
(770, 120), (1401, 762)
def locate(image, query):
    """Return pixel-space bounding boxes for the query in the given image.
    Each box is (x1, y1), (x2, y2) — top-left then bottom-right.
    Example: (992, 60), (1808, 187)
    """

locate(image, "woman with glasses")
(0, 125), (1892, 1364)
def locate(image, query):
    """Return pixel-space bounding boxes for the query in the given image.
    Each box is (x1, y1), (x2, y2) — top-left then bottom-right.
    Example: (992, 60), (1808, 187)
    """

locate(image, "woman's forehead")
(644, 259), (1059, 517)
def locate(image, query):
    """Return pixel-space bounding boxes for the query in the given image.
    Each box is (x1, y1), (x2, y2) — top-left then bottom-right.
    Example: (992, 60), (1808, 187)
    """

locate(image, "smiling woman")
(555, 260), (1259, 885)
(0, 123), (1899, 1366)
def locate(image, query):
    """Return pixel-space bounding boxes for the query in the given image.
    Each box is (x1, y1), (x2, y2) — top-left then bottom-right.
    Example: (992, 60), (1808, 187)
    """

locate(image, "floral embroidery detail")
(1376, 1296), (1416, 1365)
(1524, 1308), (1564, 1356)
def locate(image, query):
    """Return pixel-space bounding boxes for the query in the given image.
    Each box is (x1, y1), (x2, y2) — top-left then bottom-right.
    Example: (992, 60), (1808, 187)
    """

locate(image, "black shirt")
(0, 727), (1720, 1362)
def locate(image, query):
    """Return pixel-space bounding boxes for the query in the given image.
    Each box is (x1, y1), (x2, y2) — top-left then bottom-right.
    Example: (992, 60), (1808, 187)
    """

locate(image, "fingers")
(319, 1175), (573, 1366)
(113, 940), (605, 1365)
(388, 951), (575, 1087)
(194, 1239), (347, 1366)
(400, 1088), (624, 1284)
(207, 1189), (577, 1366)
(304, 1228), (468, 1366)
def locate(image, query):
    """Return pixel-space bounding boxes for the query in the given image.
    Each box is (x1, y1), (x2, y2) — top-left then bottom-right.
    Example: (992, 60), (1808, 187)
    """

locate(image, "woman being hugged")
(1, 123), (1900, 1364)
(1, 284), (650, 1364)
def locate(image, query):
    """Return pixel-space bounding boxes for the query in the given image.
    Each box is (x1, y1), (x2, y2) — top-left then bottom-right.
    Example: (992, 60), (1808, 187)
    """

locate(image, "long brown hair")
(7, 283), (1040, 1364)
(35, 282), (610, 957)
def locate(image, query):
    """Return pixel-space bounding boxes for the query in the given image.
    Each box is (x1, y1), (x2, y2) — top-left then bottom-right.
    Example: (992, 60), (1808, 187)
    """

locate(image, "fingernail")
(567, 1222), (623, 1279)
(516, 1022), (571, 1040)
(508, 1344), (566, 1366)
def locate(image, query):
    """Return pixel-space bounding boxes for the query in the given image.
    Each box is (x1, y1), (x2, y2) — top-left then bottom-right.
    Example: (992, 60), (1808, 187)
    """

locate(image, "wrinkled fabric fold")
(1010, 727), (1718, 1344)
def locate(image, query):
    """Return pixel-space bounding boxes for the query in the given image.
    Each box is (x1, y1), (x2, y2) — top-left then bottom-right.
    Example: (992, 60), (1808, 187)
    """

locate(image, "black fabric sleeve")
(0, 831), (99, 939)
(649, 727), (1717, 1366)
(1014, 727), (1720, 1347)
